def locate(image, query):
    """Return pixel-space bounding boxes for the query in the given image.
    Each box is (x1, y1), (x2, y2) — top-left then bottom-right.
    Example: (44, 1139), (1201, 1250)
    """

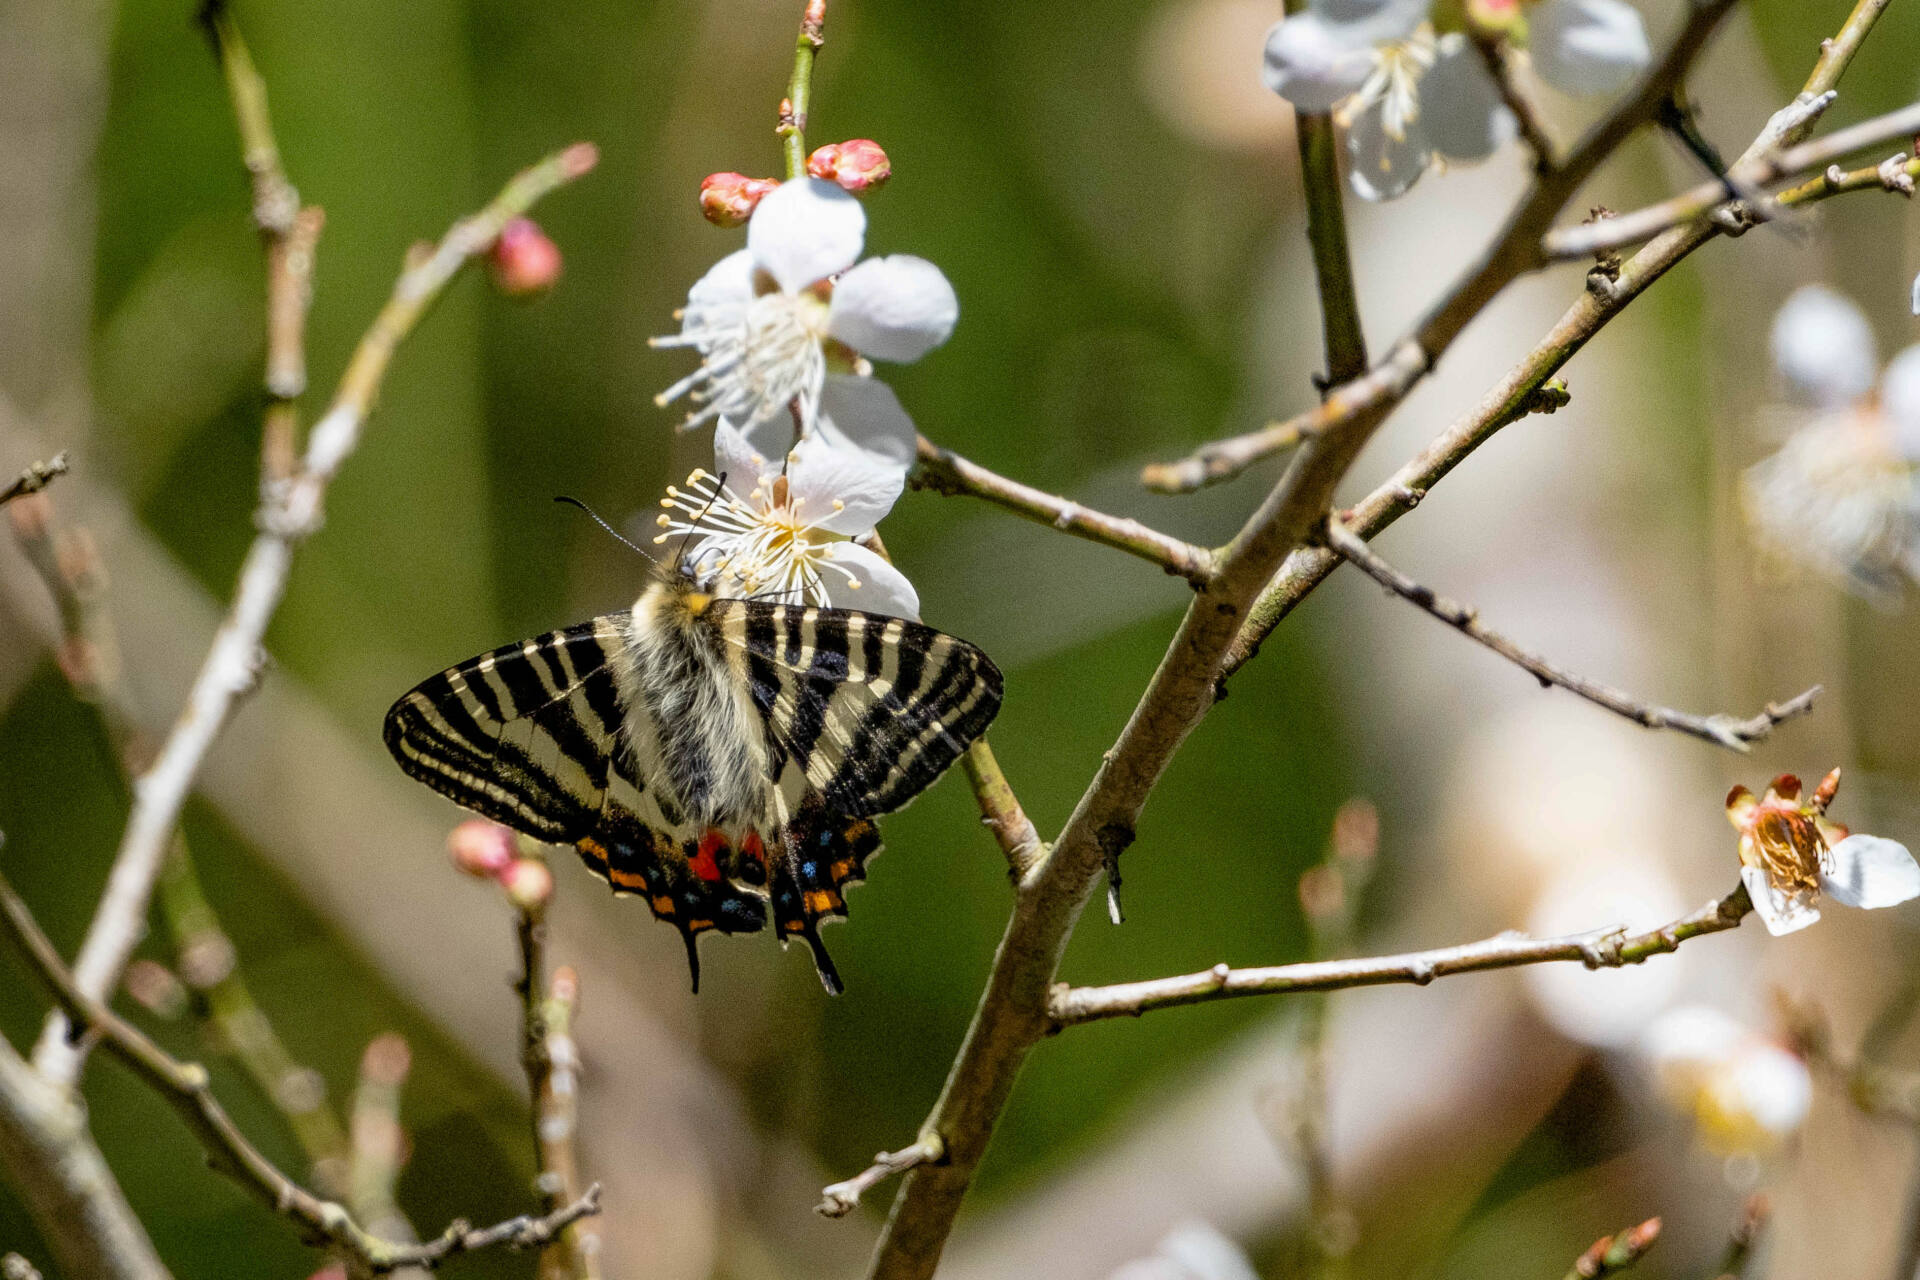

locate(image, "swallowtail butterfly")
(383, 570), (1003, 993)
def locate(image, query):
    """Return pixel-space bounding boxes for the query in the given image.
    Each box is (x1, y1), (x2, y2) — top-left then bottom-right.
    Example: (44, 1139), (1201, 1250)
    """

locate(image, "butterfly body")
(385, 571), (1002, 994)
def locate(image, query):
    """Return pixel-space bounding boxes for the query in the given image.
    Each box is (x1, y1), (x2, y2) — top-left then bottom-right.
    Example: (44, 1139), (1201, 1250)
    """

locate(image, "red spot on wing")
(741, 829), (766, 864)
(691, 828), (726, 882)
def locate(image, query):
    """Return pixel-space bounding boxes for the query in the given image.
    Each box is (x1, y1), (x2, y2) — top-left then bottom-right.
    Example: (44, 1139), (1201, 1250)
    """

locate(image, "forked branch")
(1322, 518), (1820, 750)
(0, 866), (601, 1273)
(1050, 884), (1750, 1025)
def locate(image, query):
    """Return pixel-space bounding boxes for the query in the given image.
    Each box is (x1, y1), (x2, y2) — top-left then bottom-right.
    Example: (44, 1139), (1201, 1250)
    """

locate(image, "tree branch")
(0, 865), (602, 1274)
(863, 8), (1741, 1274)
(911, 436), (1213, 584)
(1321, 518), (1820, 750)
(1295, 111), (1368, 387)
(31, 140), (598, 1088)
(1543, 97), (1920, 260)
(0, 454), (68, 508)
(1222, 0), (1895, 684)
(1049, 884), (1750, 1026)
(778, 0), (826, 179)
(1471, 32), (1558, 173)
(960, 741), (1046, 881)
(515, 886), (600, 1280)
(818, 1135), (944, 1219)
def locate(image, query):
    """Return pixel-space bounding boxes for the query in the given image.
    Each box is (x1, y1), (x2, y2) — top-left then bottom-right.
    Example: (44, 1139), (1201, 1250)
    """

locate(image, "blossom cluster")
(1743, 285), (1920, 602)
(651, 158), (954, 619)
(1261, 0), (1650, 199)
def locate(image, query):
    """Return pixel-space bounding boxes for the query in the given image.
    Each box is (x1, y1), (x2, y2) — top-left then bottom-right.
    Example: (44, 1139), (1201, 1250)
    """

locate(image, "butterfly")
(383, 568), (1003, 994)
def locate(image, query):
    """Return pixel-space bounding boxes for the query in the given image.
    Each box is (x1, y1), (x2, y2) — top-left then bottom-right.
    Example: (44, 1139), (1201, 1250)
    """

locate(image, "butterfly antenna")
(554, 496), (659, 566)
(671, 470), (728, 575)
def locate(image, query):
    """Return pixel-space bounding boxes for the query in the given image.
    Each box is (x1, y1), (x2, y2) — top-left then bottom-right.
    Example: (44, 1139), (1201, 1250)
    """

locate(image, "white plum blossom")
(1261, 0), (1650, 200)
(654, 422), (920, 619)
(1724, 769), (1920, 937)
(1642, 1005), (1812, 1158)
(651, 177), (958, 453)
(1743, 286), (1920, 601)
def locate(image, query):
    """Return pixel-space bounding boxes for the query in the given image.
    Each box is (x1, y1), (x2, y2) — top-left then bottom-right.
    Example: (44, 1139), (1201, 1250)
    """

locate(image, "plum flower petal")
(1421, 35), (1516, 160)
(1742, 866), (1820, 937)
(1770, 285), (1878, 407)
(1879, 343), (1920, 461)
(1346, 100), (1430, 200)
(784, 434), (907, 535)
(746, 177), (866, 293)
(818, 375), (918, 468)
(1262, 12), (1381, 110)
(827, 256), (958, 362)
(1314, 0), (1430, 45)
(820, 541), (920, 619)
(1820, 834), (1920, 909)
(1528, 0), (1650, 95)
(1642, 1005), (1811, 1155)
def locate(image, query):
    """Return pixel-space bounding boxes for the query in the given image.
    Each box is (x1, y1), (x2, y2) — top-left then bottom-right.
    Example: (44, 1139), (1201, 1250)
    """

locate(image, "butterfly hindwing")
(715, 600), (1004, 819)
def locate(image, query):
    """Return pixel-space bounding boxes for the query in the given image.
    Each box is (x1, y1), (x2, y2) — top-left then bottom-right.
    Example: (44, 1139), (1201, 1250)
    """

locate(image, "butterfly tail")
(767, 799), (883, 995)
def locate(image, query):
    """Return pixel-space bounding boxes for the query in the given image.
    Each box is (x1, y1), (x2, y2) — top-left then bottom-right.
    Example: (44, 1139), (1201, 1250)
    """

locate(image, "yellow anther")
(656, 513), (671, 527)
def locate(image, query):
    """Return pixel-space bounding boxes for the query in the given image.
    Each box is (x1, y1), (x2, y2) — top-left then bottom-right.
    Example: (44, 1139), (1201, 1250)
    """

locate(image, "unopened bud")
(808, 139), (891, 194)
(360, 1032), (412, 1087)
(502, 858), (554, 912)
(448, 820), (517, 880)
(489, 218), (563, 297)
(1467, 0), (1524, 36)
(1330, 798), (1379, 862)
(700, 172), (780, 227)
(1298, 864), (1344, 921)
(551, 964), (581, 1006)
(1812, 767), (1842, 814)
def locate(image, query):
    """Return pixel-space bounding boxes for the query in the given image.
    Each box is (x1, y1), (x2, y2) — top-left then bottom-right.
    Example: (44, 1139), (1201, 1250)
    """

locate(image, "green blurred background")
(3, 0), (1920, 1276)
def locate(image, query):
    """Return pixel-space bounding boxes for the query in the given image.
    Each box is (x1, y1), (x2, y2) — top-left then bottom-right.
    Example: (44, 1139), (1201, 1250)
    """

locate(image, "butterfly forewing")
(385, 587), (1003, 994)
(717, 600), (1003, 819)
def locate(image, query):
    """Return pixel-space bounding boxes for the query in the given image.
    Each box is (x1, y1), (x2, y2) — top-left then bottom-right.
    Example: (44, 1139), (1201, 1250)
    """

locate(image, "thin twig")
(1562, 1218), (1661, 1280)
(515, 881), (601, 1280)
(31, 140), (598, 1088)
(912, 435), (1213, 584)
(348, 1034), (425, 1271)
(778, 0), (826, 179)
(960, 741), (1046, 881)
(1322, 518), (1820, 750)
(1049, 885), (1751, 1026)
(818, 1135), (944, 1219)
(1293, 111), (1368, 387)
(1222, 0), (1895, 685)
(1471, 31), (1558, 172)
(0, 865), (602, 1273)
(0, 454), (68, 508)
(1544, 97), (1920, 259)
(867, 8), (1743, 1271)
(1712, 1194), (1770, 1280)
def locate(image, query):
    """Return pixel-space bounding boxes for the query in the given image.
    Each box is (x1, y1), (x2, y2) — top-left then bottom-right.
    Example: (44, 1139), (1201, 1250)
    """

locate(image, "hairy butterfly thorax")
(384, 561), (1002, 994)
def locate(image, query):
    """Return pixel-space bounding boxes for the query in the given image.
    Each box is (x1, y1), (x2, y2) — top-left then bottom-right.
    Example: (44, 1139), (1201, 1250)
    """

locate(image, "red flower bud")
(489, 218), (563, 297)
(448, 820), (517, 880)
(502, 858), (555, 913)
(700, 172), (780, 227)
(807, 139), (891, 194)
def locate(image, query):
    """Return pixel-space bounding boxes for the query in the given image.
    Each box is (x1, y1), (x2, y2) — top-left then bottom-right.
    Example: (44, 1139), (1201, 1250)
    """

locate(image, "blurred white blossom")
(1109, 1221), (1261, 1280)
(1724, 769), (1920, 936)
(1260, 0), (1649, 199)
(653, 177), (958, 449)
(654, 422), (919, 618)
(1642, 1005), (1811, 1157)
(1743, 286), (1920, 601)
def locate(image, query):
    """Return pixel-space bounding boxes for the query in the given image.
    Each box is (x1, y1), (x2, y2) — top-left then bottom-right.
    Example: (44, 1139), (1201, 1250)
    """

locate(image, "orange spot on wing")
(803, 889), (839, 915)
(651, 895), (676, 915)
(608, 867), (648, 890)
(577, 837), (609, 868)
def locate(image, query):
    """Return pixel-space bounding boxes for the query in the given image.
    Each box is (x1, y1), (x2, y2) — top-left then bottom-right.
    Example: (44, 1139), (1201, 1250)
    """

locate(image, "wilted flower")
(808, 139), (892, 193)
(1643, 1005), (1811, 1157)
(652, 177), (958, 444)
(1742, 286), (1920, 600)
(488, 218), (563, 296)
(700, 172), (781, 228)
(1725, 768), (1920, 936)
(654, 422), (920, 618)
(1260, 0), (1650, 200)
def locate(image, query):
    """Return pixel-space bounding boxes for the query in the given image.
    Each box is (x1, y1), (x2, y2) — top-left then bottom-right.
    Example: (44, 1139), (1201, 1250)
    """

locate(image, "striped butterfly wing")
(383, 617), (772, 990)
(714, 599), (1003, 817)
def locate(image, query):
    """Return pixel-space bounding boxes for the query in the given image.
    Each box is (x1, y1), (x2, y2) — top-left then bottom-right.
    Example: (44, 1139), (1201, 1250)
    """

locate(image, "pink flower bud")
(448, 820), (517, 880)
(489, 218), (563, 297)
(807, 139), (891, 194)
(700, 172), (780, 227)
(502, 858), (555, 913)
(124, 960), (189, 1020)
